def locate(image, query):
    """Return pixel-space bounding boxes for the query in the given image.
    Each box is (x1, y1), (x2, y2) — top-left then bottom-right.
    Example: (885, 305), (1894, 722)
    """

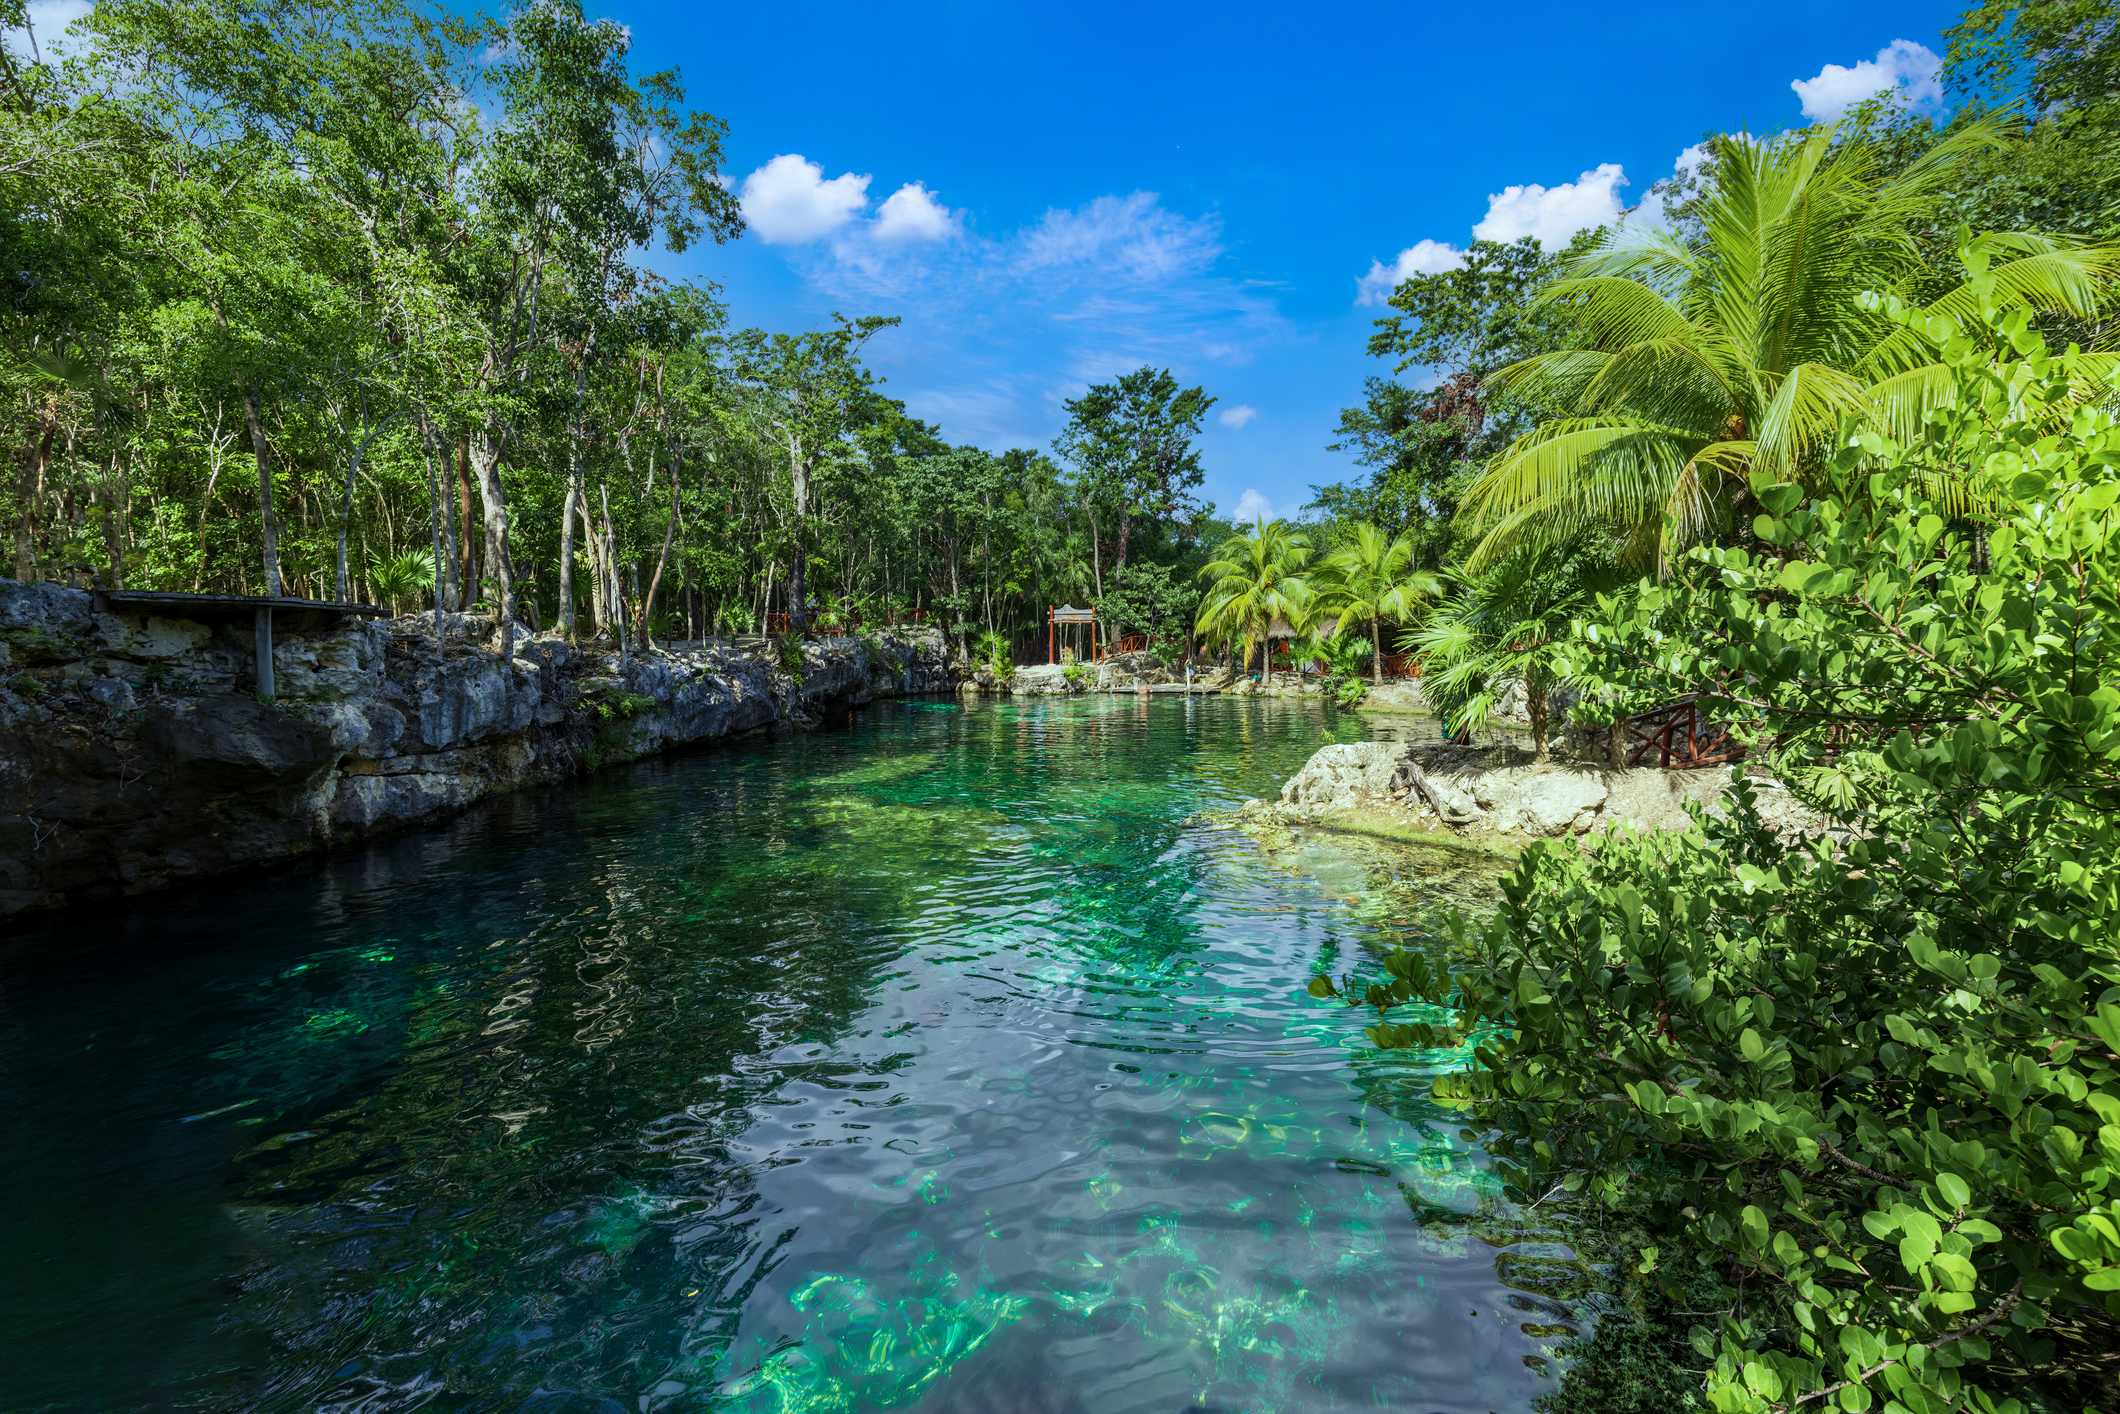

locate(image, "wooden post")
(1048, 606), (1053, 665)
(254, 605), (275, 699)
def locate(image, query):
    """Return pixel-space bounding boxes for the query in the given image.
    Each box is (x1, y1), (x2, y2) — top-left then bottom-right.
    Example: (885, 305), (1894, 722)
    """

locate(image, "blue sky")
(623, 0), (1958, 525)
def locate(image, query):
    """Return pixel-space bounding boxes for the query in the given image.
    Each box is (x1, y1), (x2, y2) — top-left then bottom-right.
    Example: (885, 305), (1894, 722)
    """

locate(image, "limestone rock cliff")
(0, 579), (948, 917)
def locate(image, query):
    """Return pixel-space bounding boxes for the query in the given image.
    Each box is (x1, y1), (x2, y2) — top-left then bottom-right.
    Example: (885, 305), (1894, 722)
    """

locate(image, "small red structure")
(1624, 696), (1744, 769)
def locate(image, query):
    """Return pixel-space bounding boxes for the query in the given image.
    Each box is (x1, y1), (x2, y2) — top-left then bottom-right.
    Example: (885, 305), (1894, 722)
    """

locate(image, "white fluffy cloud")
(873, 182), (959, 243)
(1355, 239), (1465, 306)
(1219, 404), (1257, 430)
(1356, 164), (1629, 306)
(1791, 40), (1944, 123)
(1472, 163), (1629, 247)
(764, 183), (1284, 451)
(1233, 489), (1274, 523)
(1015, 192), (1222, 284)
(739, 154), (872, 245)
(1620, 144), (1713, 233)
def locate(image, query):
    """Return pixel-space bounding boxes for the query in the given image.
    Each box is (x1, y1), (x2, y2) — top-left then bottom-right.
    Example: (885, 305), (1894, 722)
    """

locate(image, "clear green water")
(0, 696), (1582, 1414)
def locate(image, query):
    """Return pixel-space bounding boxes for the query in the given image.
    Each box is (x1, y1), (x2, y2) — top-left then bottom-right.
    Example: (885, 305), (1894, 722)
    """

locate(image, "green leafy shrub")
(975, 628), (1015, 683)
(1327, 294), (2120, 1413)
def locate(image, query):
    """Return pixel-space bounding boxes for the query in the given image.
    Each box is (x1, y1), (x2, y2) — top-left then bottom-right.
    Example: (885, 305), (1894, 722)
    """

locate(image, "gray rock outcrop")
(1268, 734), (1823, 842)
(0, 580), (950, 918)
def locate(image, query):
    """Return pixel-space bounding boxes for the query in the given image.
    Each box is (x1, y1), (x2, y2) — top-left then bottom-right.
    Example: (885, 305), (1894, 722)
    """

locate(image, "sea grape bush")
(1337, 293), (2120, 1411)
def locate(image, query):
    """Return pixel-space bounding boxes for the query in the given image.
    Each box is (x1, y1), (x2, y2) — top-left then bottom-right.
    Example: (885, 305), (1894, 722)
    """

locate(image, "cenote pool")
(1, 695), (1588, 1414)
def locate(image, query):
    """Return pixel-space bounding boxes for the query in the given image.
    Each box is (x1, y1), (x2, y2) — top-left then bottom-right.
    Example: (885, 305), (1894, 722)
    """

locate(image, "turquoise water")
(0, 696), (1582, 1414)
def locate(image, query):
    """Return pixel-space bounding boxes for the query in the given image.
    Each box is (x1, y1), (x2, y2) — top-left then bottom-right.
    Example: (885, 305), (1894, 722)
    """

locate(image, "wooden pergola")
(93, 590), (387, 698)
(1048, 604), (1098, 664)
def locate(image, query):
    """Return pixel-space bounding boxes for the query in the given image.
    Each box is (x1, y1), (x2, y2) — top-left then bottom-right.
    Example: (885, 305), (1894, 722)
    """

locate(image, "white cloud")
(1621, 144), (1714, 233)
(1015, 192), (1222, 284)
(1233, 489), (1274, 523)
(756, 184), (1286, 451)
(1219, 404), (1257, 430)
(873, 182), (959, 244)
(1791, 39), (1944, 123)
(1356, 164), (1629, 307)
(1472, 163), (1629, 248)
(1355, 239), (1465, 306)
(739, 154), (871, 245)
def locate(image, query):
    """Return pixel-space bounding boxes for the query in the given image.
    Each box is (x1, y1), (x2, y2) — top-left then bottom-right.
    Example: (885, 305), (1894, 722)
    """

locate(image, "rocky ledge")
(0, 579), (951, 919)
(1240, 737), (1824, 846)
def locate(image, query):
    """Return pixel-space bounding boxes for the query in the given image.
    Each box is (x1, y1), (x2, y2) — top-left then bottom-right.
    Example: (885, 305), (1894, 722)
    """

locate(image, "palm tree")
(1460, 123), (2120, 568)
(365, 548), (435, 616)
(1316, 523), (1443, 684)
(1408, 540), (1627, 763)
(1196, 518), (1312, 673)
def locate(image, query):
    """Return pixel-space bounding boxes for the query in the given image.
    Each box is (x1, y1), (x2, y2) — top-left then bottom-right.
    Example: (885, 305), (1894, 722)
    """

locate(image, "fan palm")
(365, 548), (435, 615)
(1461, 123), (2120, 568)
(1315, 523), (1444, 684)
(1408, 540), (1628, 763)
(1195, 518), (1312, 673)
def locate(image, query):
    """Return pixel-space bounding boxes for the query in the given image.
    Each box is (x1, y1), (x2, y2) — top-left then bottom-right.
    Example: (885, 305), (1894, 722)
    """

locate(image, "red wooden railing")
(1625, 696), (1744, 769)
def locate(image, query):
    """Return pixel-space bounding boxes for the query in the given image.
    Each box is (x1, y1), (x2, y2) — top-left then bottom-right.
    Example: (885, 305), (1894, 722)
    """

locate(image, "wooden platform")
(93, 590), (386, 697)
(95, 590), (386, 618)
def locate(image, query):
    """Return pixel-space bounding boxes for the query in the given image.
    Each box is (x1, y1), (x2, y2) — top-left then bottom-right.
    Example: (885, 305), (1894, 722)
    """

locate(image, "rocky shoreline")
(0, 579), (951, 919)
(1218, 736), (1825, 853)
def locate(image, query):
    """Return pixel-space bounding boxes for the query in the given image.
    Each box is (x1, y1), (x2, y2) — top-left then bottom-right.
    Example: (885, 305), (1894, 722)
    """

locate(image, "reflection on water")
(0, 696), (1584, 1414)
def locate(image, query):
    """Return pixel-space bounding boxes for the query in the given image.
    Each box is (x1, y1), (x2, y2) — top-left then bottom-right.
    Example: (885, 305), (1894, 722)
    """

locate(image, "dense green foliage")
(1326, 290), (2120, 1412)
(0, 0), (1229, 662)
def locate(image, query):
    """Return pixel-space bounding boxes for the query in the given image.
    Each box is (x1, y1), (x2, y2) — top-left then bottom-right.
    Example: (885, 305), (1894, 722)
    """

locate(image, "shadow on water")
(0, 695), (1589, 1414)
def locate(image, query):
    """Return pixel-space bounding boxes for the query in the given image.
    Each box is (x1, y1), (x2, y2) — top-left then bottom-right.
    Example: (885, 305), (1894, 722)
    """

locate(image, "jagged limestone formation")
(0, 578), (950, 917)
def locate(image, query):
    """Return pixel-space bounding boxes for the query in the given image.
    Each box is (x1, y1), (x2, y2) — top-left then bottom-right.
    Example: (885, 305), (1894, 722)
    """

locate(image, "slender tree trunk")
(559, 470), (579, 636)
(640, 444), (681, 647)
(600, 481), (625, 660)
(14, 411), (54, 582)
(98, 445), (125, 589)
(470, 428), (514, 663)
(457, 433), (478, 608)
(560, 347), (591, 636)
(1528, 666), (1550, 764)
(418, 413), (449, 665)
(243, 389), (282, 596)
(1372, 618), (1383, 685)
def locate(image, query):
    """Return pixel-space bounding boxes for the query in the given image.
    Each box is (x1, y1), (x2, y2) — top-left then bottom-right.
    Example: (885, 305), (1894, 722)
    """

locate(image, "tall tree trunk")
(1372, 618), (1383, 685)
(559, 469), (579, 636)
(14, 410), (54, 582)
(418, 413), (449, 664)
(470, 428), (514, 664)
(786, 434), (810, 636)
(639, 444), (681, 648)
(243, 389), (282, 596)
(599, 481), (625, 660)
(456, 433), (479, 608)
(97, 446), (125, 589)
(560, 348), (591, 636)
(1527, 666), (1550, 764)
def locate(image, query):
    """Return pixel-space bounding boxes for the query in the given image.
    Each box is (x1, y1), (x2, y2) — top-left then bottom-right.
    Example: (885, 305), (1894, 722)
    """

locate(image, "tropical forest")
(1, 1), (2117, 1413)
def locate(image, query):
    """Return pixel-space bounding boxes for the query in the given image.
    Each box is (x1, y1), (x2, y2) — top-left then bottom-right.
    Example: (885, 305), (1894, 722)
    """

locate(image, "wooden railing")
(760, 609), (929, 636)
(1625, 696), (1744, 769)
